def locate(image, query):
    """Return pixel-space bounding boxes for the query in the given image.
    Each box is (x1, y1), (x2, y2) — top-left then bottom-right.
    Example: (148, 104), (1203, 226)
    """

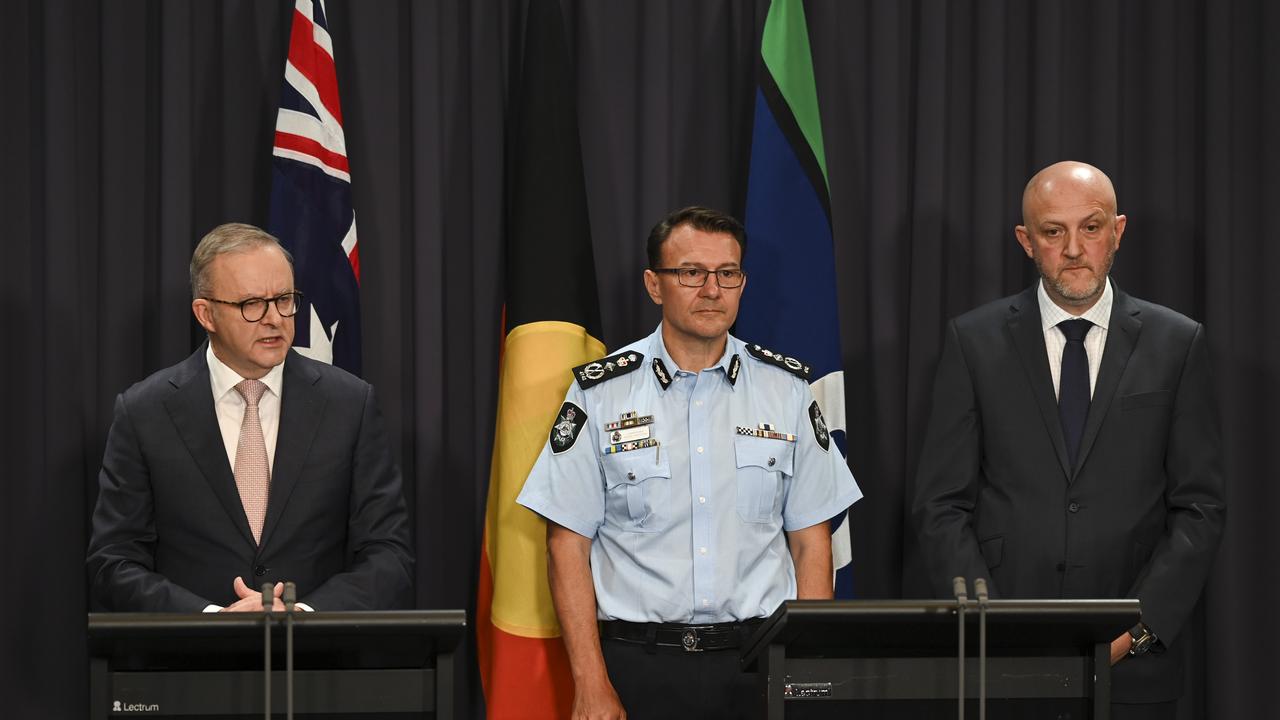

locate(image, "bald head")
(1014, 161), (1126, 313)
(1022, 161), (1119, 223)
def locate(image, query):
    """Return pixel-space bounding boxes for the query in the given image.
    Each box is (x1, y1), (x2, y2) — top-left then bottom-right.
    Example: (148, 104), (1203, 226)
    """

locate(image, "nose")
(698, 276), (722, 298)
(1063, 230), (1085, 258)
(260, 300), (284, 326)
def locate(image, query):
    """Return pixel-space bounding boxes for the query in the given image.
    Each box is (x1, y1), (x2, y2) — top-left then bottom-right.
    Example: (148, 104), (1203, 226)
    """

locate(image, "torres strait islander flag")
(477, 0), (600, 716)
(268, 0), (361, 374)
(737, 0), (856, 596)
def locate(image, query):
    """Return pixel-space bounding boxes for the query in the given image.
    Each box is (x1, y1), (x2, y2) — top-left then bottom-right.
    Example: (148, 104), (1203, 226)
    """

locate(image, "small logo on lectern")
(113, 700), (161, 713)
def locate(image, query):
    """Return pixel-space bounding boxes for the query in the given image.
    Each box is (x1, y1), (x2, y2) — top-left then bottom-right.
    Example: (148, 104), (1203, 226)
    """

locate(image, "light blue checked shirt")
(517, 325), (862, 624)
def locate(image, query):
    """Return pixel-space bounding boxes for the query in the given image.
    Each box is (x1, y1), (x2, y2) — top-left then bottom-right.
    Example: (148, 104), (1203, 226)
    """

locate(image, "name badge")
(610, 425), (651, 443)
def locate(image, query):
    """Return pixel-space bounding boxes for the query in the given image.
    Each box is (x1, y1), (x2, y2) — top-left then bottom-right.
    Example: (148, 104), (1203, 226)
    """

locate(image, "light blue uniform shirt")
(517, 325), (863, 624)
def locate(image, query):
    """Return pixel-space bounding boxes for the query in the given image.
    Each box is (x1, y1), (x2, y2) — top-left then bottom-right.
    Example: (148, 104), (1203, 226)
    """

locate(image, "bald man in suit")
(913, 162), (1226, 718)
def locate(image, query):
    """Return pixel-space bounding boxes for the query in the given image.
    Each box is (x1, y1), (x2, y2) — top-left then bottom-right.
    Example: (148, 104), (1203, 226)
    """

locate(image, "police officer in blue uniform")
(517, 206), (862, 719)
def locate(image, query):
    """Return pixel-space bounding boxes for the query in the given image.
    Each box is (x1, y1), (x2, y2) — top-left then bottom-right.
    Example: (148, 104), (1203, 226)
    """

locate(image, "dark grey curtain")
(2, 0), (1274, 717)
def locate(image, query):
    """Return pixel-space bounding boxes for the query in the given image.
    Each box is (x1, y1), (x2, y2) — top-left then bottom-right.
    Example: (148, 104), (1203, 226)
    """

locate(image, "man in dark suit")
(913, 161), (1226, 717)
(87, 223), (413, 612)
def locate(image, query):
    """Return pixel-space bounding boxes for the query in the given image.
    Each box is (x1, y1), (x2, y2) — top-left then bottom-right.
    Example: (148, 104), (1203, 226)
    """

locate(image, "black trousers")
(601, 637), (759, 720)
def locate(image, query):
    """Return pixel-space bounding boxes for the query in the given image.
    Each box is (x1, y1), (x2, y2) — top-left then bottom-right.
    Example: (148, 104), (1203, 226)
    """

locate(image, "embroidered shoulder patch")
(745, 343), (812, 380)
(809, 401), (830, 452)
(549, 402), (587, 454)
(573, 351), (646, 390)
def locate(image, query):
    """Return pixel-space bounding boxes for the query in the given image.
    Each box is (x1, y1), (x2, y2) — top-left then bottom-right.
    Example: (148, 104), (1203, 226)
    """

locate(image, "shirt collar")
(650, 324), (739, 389)
(1037, 276), (1113, 332)
(206, 343), (285, 402)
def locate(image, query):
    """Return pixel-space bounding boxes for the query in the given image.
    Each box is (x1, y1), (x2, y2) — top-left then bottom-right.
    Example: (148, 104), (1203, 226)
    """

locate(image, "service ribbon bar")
(603, 438), (660, 455)
(735, 426), (796, 442)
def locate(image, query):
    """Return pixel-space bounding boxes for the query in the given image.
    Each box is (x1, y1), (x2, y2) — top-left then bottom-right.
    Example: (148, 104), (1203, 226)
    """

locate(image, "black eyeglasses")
(652, 267), (746, 288)
(203, 291), (304, 322)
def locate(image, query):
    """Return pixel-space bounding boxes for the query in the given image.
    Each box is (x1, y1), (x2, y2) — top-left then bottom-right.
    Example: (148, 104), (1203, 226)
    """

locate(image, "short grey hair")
(190, 223), (293, 299)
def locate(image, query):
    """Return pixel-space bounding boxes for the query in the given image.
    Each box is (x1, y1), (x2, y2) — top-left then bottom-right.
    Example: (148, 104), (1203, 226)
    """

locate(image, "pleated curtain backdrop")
(2, 1), (1275, 717)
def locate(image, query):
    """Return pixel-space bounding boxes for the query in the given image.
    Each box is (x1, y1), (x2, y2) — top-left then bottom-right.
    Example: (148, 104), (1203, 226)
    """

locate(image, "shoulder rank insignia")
(573, 351), (645, 390)
(745, 343), (811, 380)
(550, 402), (587, 454)
(808, 401), (830, 452)
(652, 357), (672, 390)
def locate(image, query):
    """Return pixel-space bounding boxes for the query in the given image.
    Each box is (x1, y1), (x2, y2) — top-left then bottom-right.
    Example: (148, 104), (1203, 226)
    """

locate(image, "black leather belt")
(599, 619), (763, 653)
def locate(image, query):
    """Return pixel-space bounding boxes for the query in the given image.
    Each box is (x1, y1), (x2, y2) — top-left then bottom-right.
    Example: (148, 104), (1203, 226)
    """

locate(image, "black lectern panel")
(88, 610), (465, 719)
(741, 599), (1139, 720)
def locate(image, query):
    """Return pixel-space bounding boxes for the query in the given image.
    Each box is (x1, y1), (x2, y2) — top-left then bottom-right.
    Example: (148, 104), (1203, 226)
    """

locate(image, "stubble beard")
(1038, 242), (1116, 308)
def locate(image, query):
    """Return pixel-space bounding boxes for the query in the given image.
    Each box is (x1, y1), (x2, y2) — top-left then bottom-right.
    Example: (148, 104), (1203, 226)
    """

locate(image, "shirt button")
(627, 472), (636, 481)
(696, 446), (704, 454)
(699, 547), (707, 555)
(702, 598), (710, 607)
(695, 400), (703, 407)
(768, 457), (776, 467)
(1068, 502), (1080, 513)
(698, 496), (706, 504)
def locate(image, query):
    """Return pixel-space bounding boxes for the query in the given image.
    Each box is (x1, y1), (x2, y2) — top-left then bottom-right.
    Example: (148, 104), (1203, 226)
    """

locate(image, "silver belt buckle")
(681, 629), (702, 652)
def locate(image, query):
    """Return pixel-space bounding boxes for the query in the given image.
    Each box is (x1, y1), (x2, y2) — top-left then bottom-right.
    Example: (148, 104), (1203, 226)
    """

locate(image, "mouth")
(257, 336), (286, 347)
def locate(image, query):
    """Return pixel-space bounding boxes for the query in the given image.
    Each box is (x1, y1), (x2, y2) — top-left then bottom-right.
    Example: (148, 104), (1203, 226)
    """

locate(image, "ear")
(643, 269), (663, 306)
(192, 299), (217, 333)
(1014, 225), (1034, 259)
(1112, 214), (1127, 250)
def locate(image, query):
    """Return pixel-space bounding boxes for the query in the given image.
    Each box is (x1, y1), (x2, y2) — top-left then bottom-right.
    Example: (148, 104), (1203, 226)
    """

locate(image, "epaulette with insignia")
(744, 343), (811, 380)
(573, 351), (645, 390)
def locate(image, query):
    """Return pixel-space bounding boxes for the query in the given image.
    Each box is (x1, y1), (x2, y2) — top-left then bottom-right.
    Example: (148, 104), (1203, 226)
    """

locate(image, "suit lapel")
(259, 351), (325, 551)
(1073, 287), (1142, 479)
(163, 344), (257, 548)
(1007, 285), (1073, 480)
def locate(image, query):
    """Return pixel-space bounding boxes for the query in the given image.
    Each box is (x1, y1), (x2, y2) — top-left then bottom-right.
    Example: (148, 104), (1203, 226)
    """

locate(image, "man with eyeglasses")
(517, 206), (862, 719)
(87, 223), (412, 612)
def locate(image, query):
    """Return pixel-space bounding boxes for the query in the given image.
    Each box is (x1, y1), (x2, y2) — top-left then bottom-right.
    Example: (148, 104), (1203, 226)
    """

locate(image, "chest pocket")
(601, 452), (672, 533)
(734, 435), (794, 523)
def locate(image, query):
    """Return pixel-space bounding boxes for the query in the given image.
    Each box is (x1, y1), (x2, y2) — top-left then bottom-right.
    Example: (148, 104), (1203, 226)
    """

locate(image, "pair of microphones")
(952, 577), (990, 720)
(261, 581), (298, 720)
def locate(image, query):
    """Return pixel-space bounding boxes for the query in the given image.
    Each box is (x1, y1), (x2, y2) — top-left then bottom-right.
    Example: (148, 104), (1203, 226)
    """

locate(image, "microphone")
(261, 583), (274, 720)
(283, 582), (297, 720)
(974, 579), (990, 720)
(953, 577), (968, 720)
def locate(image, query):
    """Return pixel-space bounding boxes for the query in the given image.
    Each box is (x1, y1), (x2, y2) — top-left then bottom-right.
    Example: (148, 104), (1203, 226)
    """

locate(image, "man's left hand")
(1110, 632), (1133, 665)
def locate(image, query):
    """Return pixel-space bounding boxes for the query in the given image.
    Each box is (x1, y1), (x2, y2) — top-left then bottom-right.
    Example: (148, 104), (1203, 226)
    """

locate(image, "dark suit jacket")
(912, 284), (1226, 703)
(87, 346), (414, 612)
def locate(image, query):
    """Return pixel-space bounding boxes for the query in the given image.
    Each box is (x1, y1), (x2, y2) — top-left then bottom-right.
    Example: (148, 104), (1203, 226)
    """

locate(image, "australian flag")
(737, 0), (854, 596)
(269, 0), (361, 375)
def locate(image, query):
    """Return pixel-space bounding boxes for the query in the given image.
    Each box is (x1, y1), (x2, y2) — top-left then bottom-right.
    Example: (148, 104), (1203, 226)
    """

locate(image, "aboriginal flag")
(475, 0), (604, 716)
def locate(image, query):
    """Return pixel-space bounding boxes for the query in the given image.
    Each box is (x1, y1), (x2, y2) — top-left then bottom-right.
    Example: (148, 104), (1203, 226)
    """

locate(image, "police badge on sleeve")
(809, 401), (830, 452)
(550, 402), (587, 454)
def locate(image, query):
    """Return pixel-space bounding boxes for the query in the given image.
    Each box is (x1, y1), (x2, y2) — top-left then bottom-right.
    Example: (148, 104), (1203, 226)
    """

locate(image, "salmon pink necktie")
(233, 379), (270, 544)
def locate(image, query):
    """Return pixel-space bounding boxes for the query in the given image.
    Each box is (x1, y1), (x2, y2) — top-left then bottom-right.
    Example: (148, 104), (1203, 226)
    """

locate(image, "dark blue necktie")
(1057, 319), (1093, 469)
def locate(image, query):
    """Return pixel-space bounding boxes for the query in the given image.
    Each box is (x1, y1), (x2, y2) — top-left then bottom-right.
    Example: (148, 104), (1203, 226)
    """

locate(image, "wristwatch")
(1128, 623), (1157, 656)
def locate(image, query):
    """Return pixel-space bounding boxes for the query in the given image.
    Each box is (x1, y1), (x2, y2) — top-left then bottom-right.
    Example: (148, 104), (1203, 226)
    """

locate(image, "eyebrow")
(674, 262), (742, 270)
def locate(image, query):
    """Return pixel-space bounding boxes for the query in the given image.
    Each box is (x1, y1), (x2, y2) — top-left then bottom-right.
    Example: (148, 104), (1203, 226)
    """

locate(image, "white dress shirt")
(207, 344), (284, 473)
(1037, 277), (1113, 399)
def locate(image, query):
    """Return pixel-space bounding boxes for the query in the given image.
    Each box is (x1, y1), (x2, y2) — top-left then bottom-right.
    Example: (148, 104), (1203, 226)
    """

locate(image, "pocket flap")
(733, 435), (795, 475)
(1121, 390), (1172, 410)
(601, 452), (671, 490)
